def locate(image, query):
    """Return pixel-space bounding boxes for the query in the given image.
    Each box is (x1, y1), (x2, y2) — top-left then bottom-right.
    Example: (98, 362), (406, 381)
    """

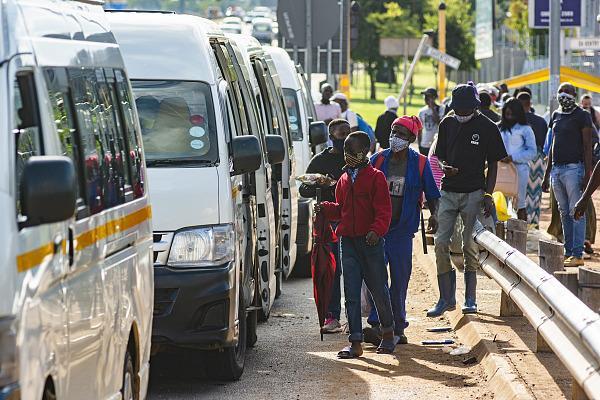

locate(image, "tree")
(424, 0), (476, 72)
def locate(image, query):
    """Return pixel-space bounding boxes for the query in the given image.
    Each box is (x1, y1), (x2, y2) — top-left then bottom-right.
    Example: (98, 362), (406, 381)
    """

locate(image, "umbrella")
(311, 188), (337, 341)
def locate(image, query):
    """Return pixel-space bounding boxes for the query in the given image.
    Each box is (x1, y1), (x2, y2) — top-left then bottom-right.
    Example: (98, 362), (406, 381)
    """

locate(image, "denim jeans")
(435, 190), (483, 274)
(340, 236), (394, 342)
(551, 163), (586, 258)
(327, 240), (342, 320)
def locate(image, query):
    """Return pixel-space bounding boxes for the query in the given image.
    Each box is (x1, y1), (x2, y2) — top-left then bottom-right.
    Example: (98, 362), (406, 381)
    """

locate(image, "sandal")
(337, 345), (362, 359)
(376, 338), (395, 354)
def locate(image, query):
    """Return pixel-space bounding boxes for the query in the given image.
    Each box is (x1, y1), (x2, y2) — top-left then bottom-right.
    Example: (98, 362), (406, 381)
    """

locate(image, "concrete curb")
(414, 240), (535, 400)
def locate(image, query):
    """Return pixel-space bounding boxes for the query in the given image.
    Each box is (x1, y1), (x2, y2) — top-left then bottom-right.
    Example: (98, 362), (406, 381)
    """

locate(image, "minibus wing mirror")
(232, 135), (262, 176)
(20, 156), (77, 227)
(309, 121), (328, 146)
(265, 135), (285, 165)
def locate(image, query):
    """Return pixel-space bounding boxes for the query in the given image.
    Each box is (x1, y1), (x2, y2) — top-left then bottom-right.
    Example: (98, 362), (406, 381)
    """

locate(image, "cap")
(421, 87), (438, 97)
(448, 83), (481, 110)
(331, 92), (348, 101)
(384, 95), (399, 110)
(392, 116), (423, 135)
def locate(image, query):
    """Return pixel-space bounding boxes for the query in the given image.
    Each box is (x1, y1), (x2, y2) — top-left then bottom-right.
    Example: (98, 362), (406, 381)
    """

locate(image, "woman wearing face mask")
(498, 98), (537, 221)
(362, 116), (441, 346)
(542, 83), (595, 267)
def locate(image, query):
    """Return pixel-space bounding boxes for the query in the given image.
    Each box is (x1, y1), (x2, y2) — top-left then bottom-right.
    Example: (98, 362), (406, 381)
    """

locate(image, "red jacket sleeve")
(321, 176), (345, 221)
(369, 170), (392, 237)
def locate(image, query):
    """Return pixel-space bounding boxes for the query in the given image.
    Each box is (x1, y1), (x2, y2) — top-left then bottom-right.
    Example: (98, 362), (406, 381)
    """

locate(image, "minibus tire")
(207, 295), (247, 381)
(247, 309), (258, 348)
(121, 350), (137, 400)
(292, 252), (312, 278)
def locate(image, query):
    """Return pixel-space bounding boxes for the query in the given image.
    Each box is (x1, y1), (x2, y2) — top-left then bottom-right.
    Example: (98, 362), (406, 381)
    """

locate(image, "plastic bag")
(296, 173), (337, 187)
(360, 282), (372, 317)
(493, 191), (510, 222)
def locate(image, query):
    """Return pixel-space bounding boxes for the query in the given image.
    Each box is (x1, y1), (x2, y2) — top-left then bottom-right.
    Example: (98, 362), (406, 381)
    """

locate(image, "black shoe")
(362, 326), (382, 346)
(395, 333), (408, 345)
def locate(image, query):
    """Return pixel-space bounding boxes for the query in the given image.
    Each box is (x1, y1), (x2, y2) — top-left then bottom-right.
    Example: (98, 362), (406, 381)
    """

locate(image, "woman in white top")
(498, 97), (537, 221)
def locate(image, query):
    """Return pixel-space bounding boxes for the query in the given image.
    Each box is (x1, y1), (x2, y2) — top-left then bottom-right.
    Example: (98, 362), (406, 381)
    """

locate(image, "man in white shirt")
(314, 83), (342, 125)
(331, 92), (359, 132)
(418, 87), (445, 155)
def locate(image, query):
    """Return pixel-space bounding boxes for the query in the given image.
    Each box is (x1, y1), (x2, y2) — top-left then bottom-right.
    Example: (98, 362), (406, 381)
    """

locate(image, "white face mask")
(455, 113), (474, 123)
(389, 136), (410, 152)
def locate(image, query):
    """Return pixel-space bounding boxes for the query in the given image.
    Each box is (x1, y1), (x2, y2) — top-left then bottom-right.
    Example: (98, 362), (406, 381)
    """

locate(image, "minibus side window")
(113, 69), (144, 199)
(68, 68), (107, 214)
(252, 59), (276, 135)
(44, 68), (88, 218)
(13, 72), (42, 217)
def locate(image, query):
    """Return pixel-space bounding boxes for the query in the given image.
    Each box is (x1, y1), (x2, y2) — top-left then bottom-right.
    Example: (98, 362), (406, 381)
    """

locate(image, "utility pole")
(438, 2), (447, 100)
(306, 0), (312, 84)
(549, 0), (561, 113)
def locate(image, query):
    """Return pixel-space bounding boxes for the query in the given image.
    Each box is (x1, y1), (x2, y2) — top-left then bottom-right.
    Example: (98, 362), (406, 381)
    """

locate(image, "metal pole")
(306, 0), (312, 84)
(327, 39), (333, 84)
(438, 2), (447, 100)
(403, 39), (408, 115)
(339, 0), (344, 75)
(549, 0), (561, 113)
(398, 34), (429, 104)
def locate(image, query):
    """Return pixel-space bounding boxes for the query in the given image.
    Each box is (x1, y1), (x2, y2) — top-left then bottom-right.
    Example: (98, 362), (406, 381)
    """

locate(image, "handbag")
(494, 161), (519, 198)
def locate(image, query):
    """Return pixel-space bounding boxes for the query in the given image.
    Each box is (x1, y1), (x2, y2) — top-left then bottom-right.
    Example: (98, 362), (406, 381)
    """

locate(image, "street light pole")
(438, 2), (447, 100)
(306, 0), (312, 84)
(549, 0), (561, 113)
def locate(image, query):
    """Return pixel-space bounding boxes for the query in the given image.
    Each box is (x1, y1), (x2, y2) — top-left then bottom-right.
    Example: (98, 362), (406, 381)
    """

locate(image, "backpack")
(372, 151), (428, 207)
(356, 113), (376, 147)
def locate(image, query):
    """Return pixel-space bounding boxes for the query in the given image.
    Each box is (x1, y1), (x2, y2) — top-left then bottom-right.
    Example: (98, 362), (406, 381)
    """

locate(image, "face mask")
(557, 92), (577, 113)
(331, 137), (345, 152)
(344, 151), (368, 168)
(455, 113), (474, 123)
(389, 136), (410, 152)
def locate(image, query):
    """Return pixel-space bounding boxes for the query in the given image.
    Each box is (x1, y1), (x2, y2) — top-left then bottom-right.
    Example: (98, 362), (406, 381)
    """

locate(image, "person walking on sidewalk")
(542, 83), (595, 267)
(375, 96), (399, 149)
(518, 92), (548, 227)
(498, 97), (537, 221)
(429, 83), (507, 317)
(363, 116), (441, 346)
(299, 119), (350, 333)
(418, 88), (445, 156)
(315, 131), (396, 358)
(314, 83), (341, 126)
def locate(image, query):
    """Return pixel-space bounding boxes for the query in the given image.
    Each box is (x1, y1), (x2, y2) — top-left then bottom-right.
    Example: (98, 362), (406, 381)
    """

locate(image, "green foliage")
(424, 0), (476, 70)
(367, 2), (419, 39)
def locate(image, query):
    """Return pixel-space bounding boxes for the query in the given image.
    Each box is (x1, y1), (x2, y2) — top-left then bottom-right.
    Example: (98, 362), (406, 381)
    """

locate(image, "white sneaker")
(321, 318), (342, 333)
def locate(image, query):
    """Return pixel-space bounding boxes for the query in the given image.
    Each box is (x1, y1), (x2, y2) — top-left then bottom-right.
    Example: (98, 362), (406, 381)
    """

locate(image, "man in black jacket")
(375, 96), (399, 149)
(299, 119), (351, 332)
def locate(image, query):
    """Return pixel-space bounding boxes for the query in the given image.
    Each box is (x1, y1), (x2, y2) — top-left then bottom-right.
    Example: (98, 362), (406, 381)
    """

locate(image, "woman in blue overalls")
(364, 116), (441, 345)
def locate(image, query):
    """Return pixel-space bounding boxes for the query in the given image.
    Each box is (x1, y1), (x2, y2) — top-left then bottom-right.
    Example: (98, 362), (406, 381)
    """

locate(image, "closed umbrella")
(311, 188), (337, 340)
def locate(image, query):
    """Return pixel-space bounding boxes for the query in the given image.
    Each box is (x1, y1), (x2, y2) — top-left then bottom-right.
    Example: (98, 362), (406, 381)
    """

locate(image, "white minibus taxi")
(264, 46), (329, 277)
(109, 12), (271, 380)
(0, 1), (153, 399)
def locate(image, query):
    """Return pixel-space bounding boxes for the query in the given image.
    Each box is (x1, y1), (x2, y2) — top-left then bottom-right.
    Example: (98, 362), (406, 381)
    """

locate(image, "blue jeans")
(340, 236), (394, 342)
(327, 241), (342, 320)
(551, 163), (586, 258)
(367, 226), (414, 335)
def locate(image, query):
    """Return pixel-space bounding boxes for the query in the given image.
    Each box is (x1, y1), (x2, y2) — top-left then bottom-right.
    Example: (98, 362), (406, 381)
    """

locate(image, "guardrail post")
(499, 219), (527, 317)
(578, 267), (600, 313)
(572, 382), (589, 400)
(538, 239), (564, 274)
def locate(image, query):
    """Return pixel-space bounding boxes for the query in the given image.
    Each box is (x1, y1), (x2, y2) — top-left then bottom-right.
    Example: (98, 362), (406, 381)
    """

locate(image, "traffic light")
(350, 1), (360, 49)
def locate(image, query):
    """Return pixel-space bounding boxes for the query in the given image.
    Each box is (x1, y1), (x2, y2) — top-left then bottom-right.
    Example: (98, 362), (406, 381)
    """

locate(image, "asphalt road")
(148, 260), (493, 400)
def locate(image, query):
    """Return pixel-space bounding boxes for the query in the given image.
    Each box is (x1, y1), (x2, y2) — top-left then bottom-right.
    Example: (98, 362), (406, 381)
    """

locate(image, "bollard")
(577, 267), (600, 313)
(554, 269), (579, 296)
(538, 239), (564, 274)
(499, 219), (527, 317)
(495, 221), (505, 240)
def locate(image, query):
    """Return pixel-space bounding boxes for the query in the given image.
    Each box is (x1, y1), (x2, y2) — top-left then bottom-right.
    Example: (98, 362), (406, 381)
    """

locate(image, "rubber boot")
(462, 271), (478, 314)
(426, 269), (457, 317)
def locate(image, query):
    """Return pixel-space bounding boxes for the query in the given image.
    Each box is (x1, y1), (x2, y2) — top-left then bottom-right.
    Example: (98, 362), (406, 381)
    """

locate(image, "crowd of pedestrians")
(304, 80), (600, 358)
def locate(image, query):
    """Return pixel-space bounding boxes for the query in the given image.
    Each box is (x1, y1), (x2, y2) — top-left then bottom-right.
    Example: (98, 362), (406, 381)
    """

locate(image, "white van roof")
(1, 0), (121, 68)
(108, 12), (224, 83)
(263, 46), (301, 90)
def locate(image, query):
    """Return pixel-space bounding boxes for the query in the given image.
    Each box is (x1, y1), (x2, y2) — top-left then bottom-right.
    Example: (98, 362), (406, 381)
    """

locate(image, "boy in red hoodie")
(315, 131), (395, 358)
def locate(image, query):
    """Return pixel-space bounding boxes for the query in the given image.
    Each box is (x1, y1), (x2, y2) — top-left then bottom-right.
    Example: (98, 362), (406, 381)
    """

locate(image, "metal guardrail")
(472, 222), (600, 399)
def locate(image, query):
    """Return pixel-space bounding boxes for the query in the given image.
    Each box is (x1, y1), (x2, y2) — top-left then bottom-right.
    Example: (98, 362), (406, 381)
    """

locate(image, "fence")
(473, 219), (600, 399)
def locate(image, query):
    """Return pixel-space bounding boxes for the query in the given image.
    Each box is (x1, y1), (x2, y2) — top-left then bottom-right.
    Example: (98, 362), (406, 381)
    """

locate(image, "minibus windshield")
(131, 80), (218, 166)
(283, 89), (302, 141)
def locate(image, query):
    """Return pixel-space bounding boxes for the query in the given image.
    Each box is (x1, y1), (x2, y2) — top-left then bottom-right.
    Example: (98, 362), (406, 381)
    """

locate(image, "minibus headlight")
(0, 316), (18, 389)
(167, 224), (235, 267)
